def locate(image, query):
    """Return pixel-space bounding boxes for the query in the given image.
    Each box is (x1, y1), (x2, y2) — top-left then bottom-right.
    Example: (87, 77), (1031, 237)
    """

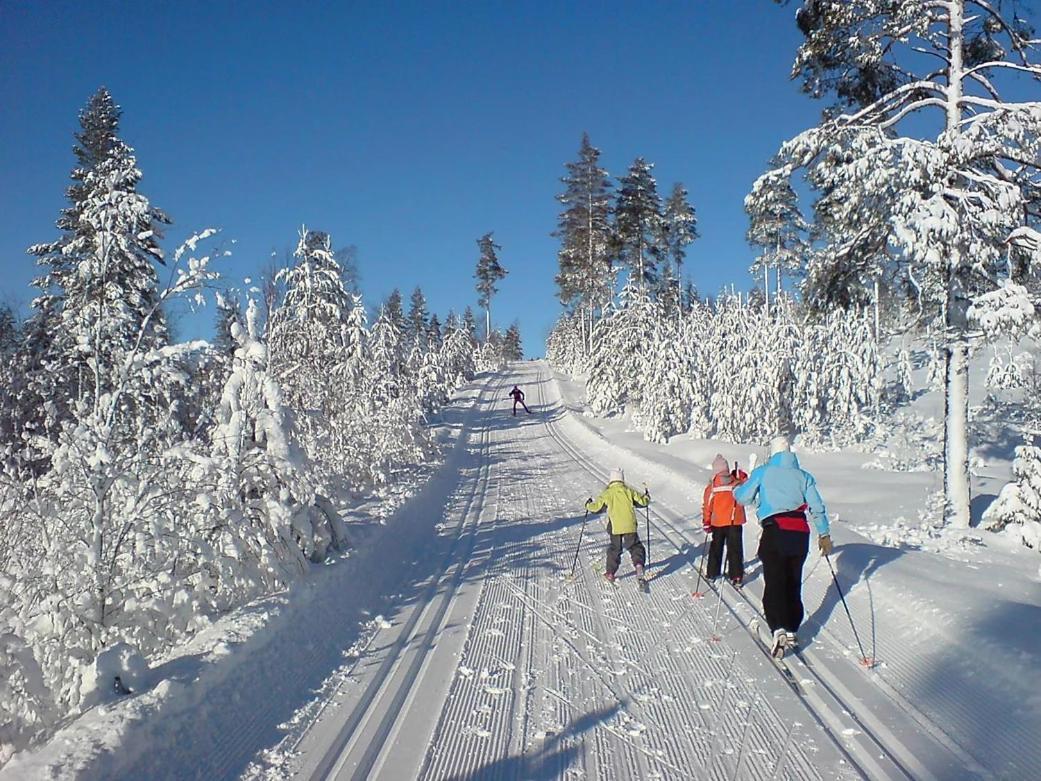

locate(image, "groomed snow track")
(282, 364), (868, 780)
(74, 362), (994, 781)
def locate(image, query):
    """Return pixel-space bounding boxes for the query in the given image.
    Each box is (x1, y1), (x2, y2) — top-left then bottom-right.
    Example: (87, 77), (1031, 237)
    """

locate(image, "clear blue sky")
(1, 1), (822, 354)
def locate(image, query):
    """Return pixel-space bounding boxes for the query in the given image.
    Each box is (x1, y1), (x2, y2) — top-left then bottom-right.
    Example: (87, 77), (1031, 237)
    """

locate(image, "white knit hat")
(609, 468), (624, 483)
(770, 435), (791, 455)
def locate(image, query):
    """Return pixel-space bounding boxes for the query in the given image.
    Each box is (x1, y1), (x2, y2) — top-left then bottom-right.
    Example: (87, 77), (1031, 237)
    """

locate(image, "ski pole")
(641, 482), (650, 569)
(824, 553), (874, 667)
(568, 510), (589, 580)
(692, 528), (710, 598)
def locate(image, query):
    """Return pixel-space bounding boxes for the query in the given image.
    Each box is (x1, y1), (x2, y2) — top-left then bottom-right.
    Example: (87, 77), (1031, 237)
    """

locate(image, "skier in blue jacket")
(734, 435), (832, 658)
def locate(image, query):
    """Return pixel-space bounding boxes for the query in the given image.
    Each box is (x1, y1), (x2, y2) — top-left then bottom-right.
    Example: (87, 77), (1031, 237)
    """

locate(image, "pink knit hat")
(711, 454), (729, 475)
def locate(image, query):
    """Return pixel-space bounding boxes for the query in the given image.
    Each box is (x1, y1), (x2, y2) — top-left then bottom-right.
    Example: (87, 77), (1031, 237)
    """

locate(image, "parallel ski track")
(532, 369), (879, 781)
(306, 374), (509, 780)
(528, 371), (835, 781)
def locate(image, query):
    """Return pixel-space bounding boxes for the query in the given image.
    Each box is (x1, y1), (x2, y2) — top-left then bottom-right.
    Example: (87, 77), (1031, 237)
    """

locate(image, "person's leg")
(727, 525), (744, 579)
(524, 400), (531, 413)
(606, 523), (623, 575)
(782, 532), (810, 632)
(513, 399), (518, 416)
(757, 526), (786, 633)
(706, 527), (725, 578)
(625, 532), (646, 568)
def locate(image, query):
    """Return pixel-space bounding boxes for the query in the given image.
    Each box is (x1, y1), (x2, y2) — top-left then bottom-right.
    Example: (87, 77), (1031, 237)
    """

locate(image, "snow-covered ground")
(6, 361), (1041, 779)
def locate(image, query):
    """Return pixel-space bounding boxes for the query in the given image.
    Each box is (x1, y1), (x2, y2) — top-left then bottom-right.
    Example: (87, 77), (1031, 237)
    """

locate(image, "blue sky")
(0, 1), (822, 353)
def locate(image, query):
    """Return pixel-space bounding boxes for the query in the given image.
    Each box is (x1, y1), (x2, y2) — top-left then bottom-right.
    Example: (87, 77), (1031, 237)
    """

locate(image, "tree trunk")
(485, 306), (491, 345)
(763, 263), (770, 318)
(942, 0), (972, 527)
(944, 340), (971, 527)
(873, 276), (881, 342)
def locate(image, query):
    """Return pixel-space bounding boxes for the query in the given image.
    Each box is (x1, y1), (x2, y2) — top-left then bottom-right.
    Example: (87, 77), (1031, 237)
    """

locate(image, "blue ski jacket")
(733, 452), (830, 536)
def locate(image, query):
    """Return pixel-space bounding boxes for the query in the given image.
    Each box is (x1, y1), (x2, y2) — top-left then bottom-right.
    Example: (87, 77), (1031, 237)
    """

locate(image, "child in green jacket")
(585, 468), (651, 583)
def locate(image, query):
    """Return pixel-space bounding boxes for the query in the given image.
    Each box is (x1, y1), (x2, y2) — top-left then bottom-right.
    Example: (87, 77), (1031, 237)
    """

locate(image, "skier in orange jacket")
(702, 454), (748, 586)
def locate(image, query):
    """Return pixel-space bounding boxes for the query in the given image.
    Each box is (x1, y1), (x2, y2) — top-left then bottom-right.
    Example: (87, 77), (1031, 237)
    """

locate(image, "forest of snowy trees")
(548, 1), (1041, 545)
(0, 88), (524, 757)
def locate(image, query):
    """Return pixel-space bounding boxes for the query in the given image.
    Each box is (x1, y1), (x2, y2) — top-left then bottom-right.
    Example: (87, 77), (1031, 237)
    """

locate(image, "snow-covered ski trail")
(265, 363), (859, 780)
(65, 361), (1002, 781)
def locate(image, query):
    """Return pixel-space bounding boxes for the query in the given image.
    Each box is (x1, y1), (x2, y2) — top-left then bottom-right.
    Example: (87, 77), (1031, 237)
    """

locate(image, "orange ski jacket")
(702, 472), (748, 528)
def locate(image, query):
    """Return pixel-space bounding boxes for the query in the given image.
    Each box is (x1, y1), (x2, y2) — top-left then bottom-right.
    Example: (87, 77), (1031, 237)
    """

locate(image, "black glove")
(585, 497), (593, 505)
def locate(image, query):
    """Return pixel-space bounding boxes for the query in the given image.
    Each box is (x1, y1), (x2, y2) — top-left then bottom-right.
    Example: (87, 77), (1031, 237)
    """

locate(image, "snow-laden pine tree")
(407, 287), (430, 349)
(196, 298), (338, 605)
(614, 158), (664, 289)
(27, 88), (172, 420)
(983, 441), (1041, 551)
(428, 313), (443, 350)
(503, 324), (523, 361)
(554, 133), (616, 352)
(475, 233), (507, 342)
(586, 280), (656, 415)
(268, 228), (356, 492)
(763, 0), (1041, 525)
(462, 305), (479, 346)
(745, 168), (807, 317)
(660, 182), (698, 312)
(546, 312), (587, 376)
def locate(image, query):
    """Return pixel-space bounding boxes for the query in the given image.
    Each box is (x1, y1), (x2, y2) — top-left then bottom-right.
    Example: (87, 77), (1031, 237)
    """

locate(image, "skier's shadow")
(441, 701), (622, 781)
(649, 543), (701, 580)
(800, 542), (903, 652)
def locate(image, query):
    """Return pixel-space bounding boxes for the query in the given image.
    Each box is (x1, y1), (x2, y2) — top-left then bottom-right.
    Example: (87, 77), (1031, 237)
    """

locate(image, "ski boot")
(770, 628), (788, 659)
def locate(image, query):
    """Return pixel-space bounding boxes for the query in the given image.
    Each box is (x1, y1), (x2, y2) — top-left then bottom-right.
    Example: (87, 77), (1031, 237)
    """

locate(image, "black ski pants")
(512, 399), (530, 415)
(707, 525), (744, 579)
(606, 521), (646, 574)
(757, 524), (809, 633)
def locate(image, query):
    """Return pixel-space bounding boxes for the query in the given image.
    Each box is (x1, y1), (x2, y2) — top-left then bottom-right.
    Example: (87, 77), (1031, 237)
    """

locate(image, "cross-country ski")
(4, 4), (1041, 780)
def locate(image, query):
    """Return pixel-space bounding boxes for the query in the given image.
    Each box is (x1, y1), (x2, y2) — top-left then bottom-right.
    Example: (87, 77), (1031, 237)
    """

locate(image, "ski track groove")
(333, 374), (510, 780)
(534, 369), (839, 781)
(257, 365), (859, 780)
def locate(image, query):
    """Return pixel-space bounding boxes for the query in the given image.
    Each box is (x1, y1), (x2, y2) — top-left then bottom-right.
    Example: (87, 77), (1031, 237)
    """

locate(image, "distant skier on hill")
(702, 454), (748, 586)
(508, 385), (531, 416)
(734, 436), (832, 658)
(585, 468), (651, 585)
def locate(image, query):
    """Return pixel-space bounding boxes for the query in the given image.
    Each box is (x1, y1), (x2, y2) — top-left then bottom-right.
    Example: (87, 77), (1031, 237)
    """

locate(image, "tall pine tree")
(554, 133), (615, 350)
(474, 232), (507, 342)
(614, 158), (664, 290)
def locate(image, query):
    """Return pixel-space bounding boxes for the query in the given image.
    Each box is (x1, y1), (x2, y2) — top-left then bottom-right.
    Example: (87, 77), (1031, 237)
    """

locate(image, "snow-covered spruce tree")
(614, 157), (664, 289)
(793, 308), (882, 446)
(554, 133), (617, 353)
(745, 168), (808, 318)
(586, 280), (657, 416)
(195, 298), (344, 608)
(268, 228), (355, 492)
(27, 88), (172, 424)
(475, 232), (507, 342)
(462, 305), (479, 345)
(546, 312), (587, 376)
(440, 313), (476, 387)
(766, 0), (1041, 526)
(384, 288), (407, 335)
(983, 440), (1041, 551)
(503, 323), (523, 361)
(660, 182), (699, 313)
(631, 305), (697, 443)
(364, 307), (432, 484)
(428, 313), (443, 350)
(407, 286), (429, 349)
